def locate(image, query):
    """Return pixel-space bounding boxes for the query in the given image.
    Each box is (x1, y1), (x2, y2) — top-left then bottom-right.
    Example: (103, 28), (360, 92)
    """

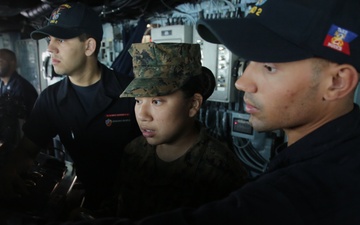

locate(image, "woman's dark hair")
(180, 67), (215, 103)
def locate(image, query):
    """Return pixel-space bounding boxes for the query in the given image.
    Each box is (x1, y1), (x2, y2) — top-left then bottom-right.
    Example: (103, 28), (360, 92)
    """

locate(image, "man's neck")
(0, 76), (11, 85)
(68, 62), (101, 87)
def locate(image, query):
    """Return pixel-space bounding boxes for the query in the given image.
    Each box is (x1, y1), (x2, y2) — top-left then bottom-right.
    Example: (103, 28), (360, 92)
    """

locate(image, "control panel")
(193, 26), (238, 102)
(151, 25), (193, 43)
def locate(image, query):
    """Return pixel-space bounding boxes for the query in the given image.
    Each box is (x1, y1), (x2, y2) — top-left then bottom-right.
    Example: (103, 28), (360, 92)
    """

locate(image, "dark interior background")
(0, 0), (198, 38)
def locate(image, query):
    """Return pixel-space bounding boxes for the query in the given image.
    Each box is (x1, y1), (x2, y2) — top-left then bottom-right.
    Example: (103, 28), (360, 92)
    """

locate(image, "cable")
(233, 137), (263, 172)
(232, 136), (268, 174)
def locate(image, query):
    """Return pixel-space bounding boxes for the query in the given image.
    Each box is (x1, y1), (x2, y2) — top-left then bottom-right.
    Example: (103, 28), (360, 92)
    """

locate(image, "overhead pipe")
(20, 3), (53, 19)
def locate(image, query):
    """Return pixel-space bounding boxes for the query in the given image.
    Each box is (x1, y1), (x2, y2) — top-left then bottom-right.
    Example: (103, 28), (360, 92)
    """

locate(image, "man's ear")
(324, 64), (359, 101)
(84, 38), (96, 56)
(189, 93), (203, 118)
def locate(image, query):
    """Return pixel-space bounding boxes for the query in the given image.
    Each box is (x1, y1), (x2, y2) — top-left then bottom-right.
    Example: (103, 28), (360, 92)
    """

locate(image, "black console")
(0, 153), (79, 224)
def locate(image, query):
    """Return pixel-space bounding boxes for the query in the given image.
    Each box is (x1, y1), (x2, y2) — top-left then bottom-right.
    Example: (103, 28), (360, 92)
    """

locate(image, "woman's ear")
(324, 64), (359, 101)
(84, 38), (96, 56)
(189, 93), (203, 118)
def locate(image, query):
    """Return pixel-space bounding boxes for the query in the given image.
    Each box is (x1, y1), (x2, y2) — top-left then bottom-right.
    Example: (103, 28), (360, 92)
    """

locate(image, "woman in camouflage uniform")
(109, 42), (248, 220)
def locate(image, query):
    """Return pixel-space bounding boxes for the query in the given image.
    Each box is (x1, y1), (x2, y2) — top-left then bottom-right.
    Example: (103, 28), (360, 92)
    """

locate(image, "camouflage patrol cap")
(120, 42), (204, 97)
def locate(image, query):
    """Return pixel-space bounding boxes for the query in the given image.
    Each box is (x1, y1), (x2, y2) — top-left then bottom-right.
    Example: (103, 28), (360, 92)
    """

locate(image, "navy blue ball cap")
(30, 2), (103, 42)
(197, 0), (360, 72)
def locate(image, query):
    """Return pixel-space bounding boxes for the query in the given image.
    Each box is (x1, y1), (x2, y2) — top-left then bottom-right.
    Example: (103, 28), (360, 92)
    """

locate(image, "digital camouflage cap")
(120, 42), (203, 97)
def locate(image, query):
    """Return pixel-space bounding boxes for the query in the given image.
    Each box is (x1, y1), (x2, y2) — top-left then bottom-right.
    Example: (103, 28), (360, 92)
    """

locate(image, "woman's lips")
(141, 128), (155, 138)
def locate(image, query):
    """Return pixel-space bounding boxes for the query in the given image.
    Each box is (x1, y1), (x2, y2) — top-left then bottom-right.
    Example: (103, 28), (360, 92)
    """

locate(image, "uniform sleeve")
(22, 90), (57, 148)
(21, 83), (38, 117)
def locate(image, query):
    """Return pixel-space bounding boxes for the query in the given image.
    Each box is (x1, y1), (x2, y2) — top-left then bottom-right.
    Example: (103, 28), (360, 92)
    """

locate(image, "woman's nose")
(135, 102), (152, 122)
